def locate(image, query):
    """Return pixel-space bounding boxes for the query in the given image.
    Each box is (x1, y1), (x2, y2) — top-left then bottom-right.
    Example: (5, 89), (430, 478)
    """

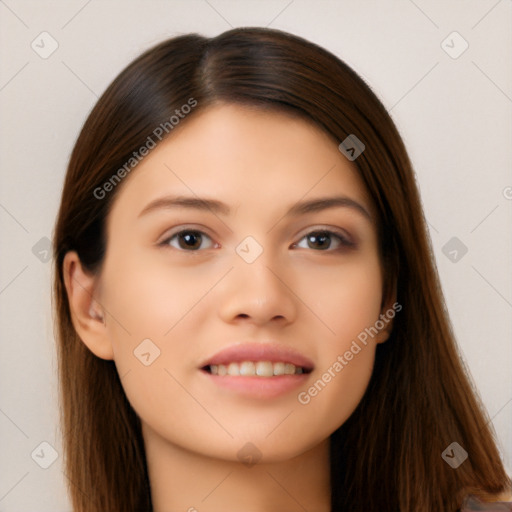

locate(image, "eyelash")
(159, 226), (357, 253)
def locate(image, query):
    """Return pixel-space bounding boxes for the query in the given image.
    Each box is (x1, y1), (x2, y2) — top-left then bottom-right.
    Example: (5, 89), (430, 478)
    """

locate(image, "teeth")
(239, 361), (255, 376)
(284, 363), (295, 375)
(255, 361), (273, 377)
(208, 361), (304, 377)
(228, 362), (240, 376)
(273, 362), (285, 376)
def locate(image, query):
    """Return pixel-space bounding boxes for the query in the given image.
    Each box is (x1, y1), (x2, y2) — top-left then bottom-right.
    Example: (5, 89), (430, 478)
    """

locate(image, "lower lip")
(200, 370), (310, 399)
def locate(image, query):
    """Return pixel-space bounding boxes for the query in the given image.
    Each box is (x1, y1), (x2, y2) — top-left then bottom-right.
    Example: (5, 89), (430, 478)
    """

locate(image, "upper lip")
(200, 342), (315, 371)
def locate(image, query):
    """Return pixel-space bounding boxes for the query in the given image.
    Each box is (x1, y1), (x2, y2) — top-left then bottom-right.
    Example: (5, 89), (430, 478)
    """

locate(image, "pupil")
(181, 232), (201, 250)
(309, 232), (329, 250)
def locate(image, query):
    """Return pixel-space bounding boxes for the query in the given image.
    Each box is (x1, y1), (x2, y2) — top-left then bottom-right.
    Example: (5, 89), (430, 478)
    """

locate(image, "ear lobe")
(375, 318), (393, 344)
(375, 281), (398, 344)
(62, 251), (114, 360)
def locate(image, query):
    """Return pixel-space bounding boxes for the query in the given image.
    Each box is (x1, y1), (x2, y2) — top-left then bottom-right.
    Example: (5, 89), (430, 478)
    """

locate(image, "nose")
(217, 249), (297, 327)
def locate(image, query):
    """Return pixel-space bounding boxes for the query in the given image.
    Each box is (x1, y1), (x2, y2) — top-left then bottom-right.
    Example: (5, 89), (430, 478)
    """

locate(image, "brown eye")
(162, 230), (214, 251)
(294, 229), (356, 251)
(306, 232), (332, 250)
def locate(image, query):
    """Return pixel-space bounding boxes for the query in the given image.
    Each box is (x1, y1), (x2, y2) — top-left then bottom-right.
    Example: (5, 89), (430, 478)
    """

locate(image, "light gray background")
(1, 1), (511, 510)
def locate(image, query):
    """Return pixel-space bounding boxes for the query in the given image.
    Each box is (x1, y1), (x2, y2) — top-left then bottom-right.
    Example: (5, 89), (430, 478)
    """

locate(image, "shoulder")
(461, 491), (512, 511)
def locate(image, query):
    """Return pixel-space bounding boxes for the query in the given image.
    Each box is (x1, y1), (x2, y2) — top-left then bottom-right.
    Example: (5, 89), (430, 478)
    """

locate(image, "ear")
(375, 279), (398, 344)
(62, 251), (114, 360)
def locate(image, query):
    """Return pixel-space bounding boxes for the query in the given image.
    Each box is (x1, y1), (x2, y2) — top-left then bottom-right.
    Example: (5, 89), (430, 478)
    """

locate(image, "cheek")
(101, 246), (212, 346)
(98, 256), (205, 444)
(304, 253), (384, 344)
(99, 251), (215, 409)
(289, 261), (382, 436)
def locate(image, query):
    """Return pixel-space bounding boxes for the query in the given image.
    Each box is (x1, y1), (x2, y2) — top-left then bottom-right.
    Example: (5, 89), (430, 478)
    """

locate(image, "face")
(84, 103), (392, 463)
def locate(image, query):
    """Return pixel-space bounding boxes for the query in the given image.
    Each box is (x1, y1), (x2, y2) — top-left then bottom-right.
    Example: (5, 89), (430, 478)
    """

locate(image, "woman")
(53, 27), (511, 511)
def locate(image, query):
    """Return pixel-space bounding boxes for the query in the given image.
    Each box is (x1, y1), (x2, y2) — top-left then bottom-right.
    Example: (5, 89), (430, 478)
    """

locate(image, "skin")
(64, 103), (395, 512)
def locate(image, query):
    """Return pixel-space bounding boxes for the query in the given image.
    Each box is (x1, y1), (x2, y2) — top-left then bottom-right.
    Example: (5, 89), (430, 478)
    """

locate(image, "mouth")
(199, 343), (314, 398)
(202, 361), (313, 377)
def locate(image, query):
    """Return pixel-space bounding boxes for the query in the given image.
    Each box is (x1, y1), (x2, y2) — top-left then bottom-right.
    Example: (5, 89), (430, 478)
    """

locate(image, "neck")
(142, 422), (331, 512)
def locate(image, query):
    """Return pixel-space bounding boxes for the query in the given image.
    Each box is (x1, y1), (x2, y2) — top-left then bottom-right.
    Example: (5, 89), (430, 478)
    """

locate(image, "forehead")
(107, 102), (375, 224)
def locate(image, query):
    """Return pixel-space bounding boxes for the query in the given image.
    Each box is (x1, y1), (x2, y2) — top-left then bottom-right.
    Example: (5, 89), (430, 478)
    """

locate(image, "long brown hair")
(53, 27), (510, 511)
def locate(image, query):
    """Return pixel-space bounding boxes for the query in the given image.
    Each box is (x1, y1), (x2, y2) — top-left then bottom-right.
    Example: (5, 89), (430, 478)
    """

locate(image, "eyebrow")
(138, 194), (373, 223)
